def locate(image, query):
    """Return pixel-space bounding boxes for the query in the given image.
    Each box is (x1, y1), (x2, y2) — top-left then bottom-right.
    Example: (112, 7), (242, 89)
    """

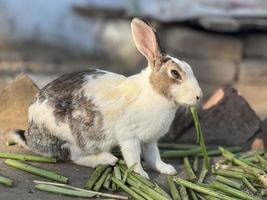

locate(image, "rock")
(162, 26), (242, 61)
(172, 86), (261, 146)
(239, 59), (267, 84)
(183, 57), (237, 84)
(235, 84), (267, 119)
(251, 118), (267, 150)
(251, 138), (265, 151)
(0, 74), (39, 132)
(244, 34), (267, 58)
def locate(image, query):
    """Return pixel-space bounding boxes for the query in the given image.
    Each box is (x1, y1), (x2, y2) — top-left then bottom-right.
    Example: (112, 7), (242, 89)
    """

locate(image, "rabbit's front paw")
(157, 162), (177, 175)
(134, 166), (150, 179)
(98, 152), (118, 166)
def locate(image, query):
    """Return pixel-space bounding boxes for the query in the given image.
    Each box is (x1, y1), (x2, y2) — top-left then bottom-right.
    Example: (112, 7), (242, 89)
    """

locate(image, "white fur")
(27, 19), (202, 178)
(28, 60), (201, 177)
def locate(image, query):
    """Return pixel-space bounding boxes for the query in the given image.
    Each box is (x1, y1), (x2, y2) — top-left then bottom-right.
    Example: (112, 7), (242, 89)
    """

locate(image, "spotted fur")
(69, 93), (104, 150)
(25, 120), (70, 161)
(14, 18), (202, 178)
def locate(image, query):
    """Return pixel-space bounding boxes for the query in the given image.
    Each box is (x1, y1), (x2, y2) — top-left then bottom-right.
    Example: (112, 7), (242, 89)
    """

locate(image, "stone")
(162, 27), (242, 61)
(173, 86), (261, 146)
(0, 74), (39, 132)
(239, 59), (267, 84)
(244, 34), (267, 58)
(235, 84), (267, 119)
(182, 57), (237, 84)
(251, 118), (267, 150)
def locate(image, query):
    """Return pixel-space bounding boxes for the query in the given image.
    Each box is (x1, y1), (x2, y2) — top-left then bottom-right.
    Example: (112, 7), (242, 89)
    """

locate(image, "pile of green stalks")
(167, 148), (267, 200)
(84, 160), (173, 200)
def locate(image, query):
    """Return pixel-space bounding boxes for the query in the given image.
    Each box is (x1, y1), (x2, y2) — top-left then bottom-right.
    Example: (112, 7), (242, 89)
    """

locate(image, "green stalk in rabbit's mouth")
(190, 106), (210, 169)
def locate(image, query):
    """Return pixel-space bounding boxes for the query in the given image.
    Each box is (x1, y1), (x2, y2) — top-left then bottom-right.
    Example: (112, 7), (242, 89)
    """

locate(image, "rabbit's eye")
(171, 70), (181, 80)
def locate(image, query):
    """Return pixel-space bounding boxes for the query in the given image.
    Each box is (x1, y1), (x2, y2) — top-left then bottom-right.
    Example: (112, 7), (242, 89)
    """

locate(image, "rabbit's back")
(35, 69), (106, 102)
(26, 69), (123, 157)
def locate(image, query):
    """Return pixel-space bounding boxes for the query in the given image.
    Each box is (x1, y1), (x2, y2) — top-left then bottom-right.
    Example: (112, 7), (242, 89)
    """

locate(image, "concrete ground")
(0, 135), (184, 200)
(1, 135), (266, 200)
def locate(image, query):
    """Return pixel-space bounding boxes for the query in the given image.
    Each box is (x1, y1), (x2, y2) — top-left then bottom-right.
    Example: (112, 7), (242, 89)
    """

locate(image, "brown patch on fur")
(149, 57), (186, 99)
(69, 93), (104, 150)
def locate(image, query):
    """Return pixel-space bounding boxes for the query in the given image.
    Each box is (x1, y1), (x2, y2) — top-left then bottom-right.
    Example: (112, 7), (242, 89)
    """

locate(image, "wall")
(0, 1), (266, 119)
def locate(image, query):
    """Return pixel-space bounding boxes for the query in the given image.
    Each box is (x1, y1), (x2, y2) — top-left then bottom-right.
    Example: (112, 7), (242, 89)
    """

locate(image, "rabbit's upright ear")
(131, 18), (162, 69)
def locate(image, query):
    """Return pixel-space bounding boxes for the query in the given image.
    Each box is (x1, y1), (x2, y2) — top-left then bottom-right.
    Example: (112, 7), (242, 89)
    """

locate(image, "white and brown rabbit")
(11, 18), (202, 178)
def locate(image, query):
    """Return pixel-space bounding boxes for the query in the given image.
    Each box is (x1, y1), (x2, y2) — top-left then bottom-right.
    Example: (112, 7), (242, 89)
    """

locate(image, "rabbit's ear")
(131, 18), (162, 68)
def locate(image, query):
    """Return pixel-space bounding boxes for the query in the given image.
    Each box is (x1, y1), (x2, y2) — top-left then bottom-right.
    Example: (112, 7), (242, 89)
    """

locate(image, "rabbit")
(10, 18), (202, 179)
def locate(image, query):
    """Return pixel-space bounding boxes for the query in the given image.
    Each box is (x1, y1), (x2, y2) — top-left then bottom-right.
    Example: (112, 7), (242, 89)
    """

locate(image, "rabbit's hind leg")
(71, 149), (118, 168)
(25, 120), (70, 161)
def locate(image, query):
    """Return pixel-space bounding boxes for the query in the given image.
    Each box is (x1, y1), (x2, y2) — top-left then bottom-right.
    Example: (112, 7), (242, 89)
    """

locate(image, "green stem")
(35, 184), (96, 198)
(85, 165), (109, 189)
(34, 180), (128, 199)
(160, 148), (202, 159)
(114, 165), (122, 180)
(126, 177), (169, 200)
(256, 155), (267, 167)
(179, 185), (189, 200)
(203, 147), (241, 156)
(103, 173), (112, 190)
(4, 159), (68, 183)
(111, 177), (145, 200)
(215, 175), (242, 190)
(242, 177), (257, 193)
(93, 167), (112, 191)
(198, 161), (208, 183)
(261, 189), (267, 197)
(240, 150), (264, 160)
(154, 184), (172, 200)
(120, 164), (171, 199)
(219, 147), (267, 187)
(190, 106), (200, 143)
(173, 177), (238, 200)
(0, 152), (56, 163)
(158, 143), (199, 150)
(196, 193), (206, 200)
(131, 186), (154, 200)
(189, 189), (199, 200)
(212, 168), (256, 180)
(0, 175), (13, 187)
(193, 156), (199, 172)
(212, 181), (260, 200)
(183, 157), (197, 181)
(190, 106), (209, 169)
(167, 176), (181, 200)
(119, 164), (154, 188)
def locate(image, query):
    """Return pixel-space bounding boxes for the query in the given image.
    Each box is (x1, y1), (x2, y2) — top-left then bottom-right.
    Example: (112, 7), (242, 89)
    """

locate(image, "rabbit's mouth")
(175, 99), (200, 107)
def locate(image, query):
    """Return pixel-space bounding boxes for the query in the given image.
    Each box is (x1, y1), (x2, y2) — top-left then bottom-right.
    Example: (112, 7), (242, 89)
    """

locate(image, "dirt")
(0, 74), (39, 132)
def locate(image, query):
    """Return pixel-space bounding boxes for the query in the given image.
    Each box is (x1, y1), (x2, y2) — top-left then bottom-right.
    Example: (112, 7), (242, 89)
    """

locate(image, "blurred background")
(0, 0), (267, 119)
